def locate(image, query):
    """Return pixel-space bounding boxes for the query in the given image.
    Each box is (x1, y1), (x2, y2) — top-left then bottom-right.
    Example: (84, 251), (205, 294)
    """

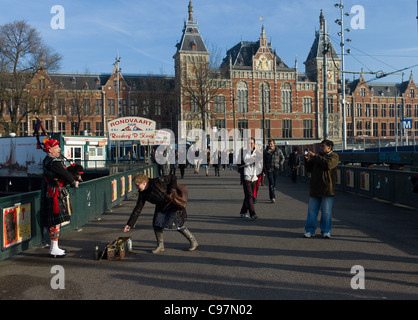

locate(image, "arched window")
(236, 81), (248, 113)
(259, 82), (270, 113)
(281, 82), (292, 113)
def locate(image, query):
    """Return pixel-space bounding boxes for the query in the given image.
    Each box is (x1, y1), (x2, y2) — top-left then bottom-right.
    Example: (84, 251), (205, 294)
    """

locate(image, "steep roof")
(175, 0), (208, 53)
(220, 26), (289, 70)
(48, 73), (174, 92)
(305, 10), (340, 63)
(346, 72), (417, 97)
(221, 41), (288, 69)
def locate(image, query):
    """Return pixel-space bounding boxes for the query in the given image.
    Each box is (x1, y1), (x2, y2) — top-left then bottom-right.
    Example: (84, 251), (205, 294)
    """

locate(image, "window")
(237, 81), (248, 113)
(83, 99), (90, 115)
(381, 123), (386, 136)
(303, 120), (313, 138)
(45, 99), (53, 115)
(380, 104), (386, 117)
(260, 119), (271, 139)
(303, 97), (312, 113)
(154, 100), (161, 116)
(259, 82), (270, 113)
(213, 96), (225, 113)
(406, 104), (412, 117)
(373, 123), (378, 137)
(95, 122), (103, 136)
(282, 119), (292, 138)
(281, 83), (292, 113)
(83, 122), (91, 132)
(347, 122), (353, 137)
(365, 104), (371, 117)
(45, 120), (53, 132)
(346, 103), (352, 118)
(130, 99), (138, 115)
(142, 100), (149, 116)
(108, 99), (115, 115)
(389, 123), (395, 136)
(58, 99), (65, 115)
(327, 96), (334, 114)
(355, 103), (362, 117)
(415, 105), (418, 117)
(356, 121), (363, 136)
(58, 122), (66, 134)
(214, 119), (225, 129)
(372, 104), (378, 117)
(71, 122), (79, 135)
(238, 119), (248, 137)
(95, 99), (103, 115)
(365, 121), (371, 136)
(388, 104), (395, 117)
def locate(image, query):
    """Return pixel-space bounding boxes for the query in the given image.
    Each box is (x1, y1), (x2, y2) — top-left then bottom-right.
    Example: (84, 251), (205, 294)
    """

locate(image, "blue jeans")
(266, 170), (279, 200)
(304, 197), (333, 234)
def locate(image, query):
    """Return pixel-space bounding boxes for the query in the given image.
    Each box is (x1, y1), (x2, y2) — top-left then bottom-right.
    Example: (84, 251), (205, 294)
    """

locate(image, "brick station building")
(1, 1), (417, 150)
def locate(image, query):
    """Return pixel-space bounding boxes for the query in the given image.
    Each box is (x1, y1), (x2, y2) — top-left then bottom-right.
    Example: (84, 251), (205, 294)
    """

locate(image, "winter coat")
(240, 147), (263, 182)
(126, 175), (187, 229)
(305, 151), (339, 197)
(263, 146), (285, 171)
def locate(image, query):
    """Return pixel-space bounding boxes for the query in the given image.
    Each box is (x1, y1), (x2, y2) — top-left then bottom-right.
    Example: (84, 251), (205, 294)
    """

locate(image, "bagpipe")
(34, 118), (84, 181)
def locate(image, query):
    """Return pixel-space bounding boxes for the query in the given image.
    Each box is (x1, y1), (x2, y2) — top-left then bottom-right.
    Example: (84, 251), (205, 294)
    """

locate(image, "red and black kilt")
(42, 186), (72, 227)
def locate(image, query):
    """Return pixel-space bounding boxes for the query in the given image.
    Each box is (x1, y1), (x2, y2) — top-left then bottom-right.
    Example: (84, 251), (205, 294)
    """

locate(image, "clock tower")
(304, 10), (342, 140)
(304, 10), (341, 85)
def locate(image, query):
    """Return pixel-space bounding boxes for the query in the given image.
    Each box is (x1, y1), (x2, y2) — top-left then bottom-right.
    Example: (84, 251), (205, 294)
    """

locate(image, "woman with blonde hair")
(123, 173), (198, 253)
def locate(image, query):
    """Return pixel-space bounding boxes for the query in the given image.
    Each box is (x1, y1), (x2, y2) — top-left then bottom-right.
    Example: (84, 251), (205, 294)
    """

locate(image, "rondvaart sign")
(107, 117), (156, 144)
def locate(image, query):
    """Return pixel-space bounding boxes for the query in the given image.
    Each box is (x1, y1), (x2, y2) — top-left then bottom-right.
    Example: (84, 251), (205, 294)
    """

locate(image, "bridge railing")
(284, 160), (417, 210)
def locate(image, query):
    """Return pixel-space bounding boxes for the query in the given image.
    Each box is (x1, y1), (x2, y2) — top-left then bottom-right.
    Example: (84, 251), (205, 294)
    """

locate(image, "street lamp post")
(113, 51), (122, 171)
(335, 1), (351, 150)
(323, 16), (328, 141)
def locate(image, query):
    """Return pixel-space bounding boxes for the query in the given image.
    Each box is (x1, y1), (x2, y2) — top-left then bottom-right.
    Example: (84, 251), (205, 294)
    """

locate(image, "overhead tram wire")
(366, 63), (418, 83)
(328, 34), (418, 83)
(328, 34), (399, 72)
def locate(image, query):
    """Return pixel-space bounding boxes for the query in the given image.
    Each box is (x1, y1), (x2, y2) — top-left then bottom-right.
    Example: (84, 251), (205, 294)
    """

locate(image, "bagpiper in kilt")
(40, 139), (80, 257)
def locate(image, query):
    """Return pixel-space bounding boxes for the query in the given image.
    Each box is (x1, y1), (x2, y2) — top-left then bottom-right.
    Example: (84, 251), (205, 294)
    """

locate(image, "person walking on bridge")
(123, 173), (198, 253)
(303, 140), (339, 239)
(239, 137), (263, 220)
(263, 139), (284, 203)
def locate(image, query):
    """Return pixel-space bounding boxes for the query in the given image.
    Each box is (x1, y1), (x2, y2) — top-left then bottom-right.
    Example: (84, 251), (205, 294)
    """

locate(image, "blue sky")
(1, 0), (417, 84)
